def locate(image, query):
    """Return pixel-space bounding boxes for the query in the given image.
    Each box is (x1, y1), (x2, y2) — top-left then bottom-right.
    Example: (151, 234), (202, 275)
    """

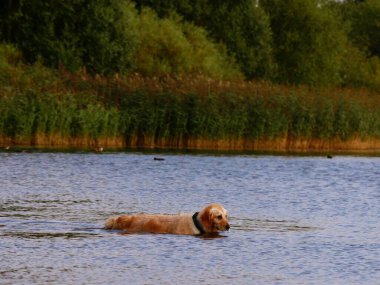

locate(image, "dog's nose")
(226, 224), (230, 231)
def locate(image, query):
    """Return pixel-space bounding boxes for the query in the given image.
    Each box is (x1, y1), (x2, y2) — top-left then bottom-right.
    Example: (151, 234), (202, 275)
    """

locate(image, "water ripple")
(1, 152), (379, 284)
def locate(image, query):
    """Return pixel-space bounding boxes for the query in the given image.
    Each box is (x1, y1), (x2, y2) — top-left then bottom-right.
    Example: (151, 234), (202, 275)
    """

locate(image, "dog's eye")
(217, 215), (223, 220)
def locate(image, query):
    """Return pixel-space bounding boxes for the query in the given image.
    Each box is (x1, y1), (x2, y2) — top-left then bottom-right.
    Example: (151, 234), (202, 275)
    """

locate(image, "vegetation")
(1, 1), (380, 151)
(1, 43), (379, 150)
(130, 0), (380, 89)
(1, 0), (380, 88)
(0, 0), (241, 79)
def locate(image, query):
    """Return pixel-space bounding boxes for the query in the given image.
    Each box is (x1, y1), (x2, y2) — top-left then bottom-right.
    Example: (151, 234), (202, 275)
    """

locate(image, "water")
(0, 152), (379, 284)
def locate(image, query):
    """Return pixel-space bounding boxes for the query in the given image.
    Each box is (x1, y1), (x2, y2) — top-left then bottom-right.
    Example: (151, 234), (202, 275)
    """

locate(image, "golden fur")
(104, 203), (230, 235)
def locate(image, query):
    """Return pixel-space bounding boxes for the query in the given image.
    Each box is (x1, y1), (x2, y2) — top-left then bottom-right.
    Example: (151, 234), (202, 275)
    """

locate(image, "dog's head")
(199, 203), (230, 233)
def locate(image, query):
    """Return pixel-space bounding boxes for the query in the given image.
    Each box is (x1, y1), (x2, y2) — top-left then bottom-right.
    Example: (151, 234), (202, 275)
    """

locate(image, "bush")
(132, 8), (242, 79)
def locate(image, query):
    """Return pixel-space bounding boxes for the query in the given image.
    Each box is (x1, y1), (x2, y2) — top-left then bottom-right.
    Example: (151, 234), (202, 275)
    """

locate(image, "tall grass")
(1, 44), (380, 150)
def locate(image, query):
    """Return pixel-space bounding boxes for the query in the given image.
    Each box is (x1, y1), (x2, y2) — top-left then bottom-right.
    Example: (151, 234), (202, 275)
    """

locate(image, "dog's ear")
(200, 206), (213, 231)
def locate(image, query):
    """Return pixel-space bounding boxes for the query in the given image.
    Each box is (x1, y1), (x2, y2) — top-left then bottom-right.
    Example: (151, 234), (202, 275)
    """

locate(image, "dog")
(104, 203), (230, 235)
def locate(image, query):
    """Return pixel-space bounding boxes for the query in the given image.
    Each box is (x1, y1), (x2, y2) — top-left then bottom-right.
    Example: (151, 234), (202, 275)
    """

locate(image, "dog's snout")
(226, 224), (230, 231)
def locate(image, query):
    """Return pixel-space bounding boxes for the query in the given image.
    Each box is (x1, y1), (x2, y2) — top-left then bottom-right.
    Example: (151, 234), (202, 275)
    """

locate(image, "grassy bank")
(1, 47), (380, 152)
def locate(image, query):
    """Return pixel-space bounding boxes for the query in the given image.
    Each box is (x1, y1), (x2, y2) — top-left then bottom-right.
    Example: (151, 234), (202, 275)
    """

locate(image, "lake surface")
(0, 152), (379, 284)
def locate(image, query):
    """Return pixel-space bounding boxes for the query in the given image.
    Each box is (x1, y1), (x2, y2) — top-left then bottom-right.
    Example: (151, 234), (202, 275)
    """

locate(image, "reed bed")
(1, 64), (380, 151)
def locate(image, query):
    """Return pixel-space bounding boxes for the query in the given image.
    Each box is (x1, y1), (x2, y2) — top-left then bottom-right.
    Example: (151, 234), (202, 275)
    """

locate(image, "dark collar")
(192, 212), (205, 234)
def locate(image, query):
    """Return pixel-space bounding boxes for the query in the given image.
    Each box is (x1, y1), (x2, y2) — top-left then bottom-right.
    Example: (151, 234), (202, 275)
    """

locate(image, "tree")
(131, 8), (242, 79)
(207, 1), (276, 80)
(338, 0), (380, 58)
(133, 0), (276, 80)
(331, 0), (380, 89)
(260, 0), (348, 86)
(0, 0), (138, 74)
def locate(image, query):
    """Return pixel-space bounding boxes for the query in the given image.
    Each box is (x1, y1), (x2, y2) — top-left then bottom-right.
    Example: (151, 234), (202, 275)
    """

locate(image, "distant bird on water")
(154, 157), (165, 161)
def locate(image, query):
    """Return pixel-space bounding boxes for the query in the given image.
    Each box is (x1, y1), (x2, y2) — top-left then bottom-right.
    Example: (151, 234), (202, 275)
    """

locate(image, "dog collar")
(192, 212), (205, 234)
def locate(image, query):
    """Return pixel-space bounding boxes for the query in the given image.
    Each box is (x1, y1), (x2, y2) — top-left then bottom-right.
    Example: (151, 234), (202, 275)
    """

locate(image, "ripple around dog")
(232, 217), (321, 233)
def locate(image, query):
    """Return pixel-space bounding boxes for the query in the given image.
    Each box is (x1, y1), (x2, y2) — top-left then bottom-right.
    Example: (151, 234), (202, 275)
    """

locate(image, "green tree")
(133, 0), (209, 24)
(260, 0), (348, 86)
(1, 0), (240, 78)
(132, 8), (241, 79)
(133, 0), (276, 80)
(330, 0), (380, 89)
(0, 0), (138, 74)
(207, 1), (276, 80)
(338, 0), (380, 58)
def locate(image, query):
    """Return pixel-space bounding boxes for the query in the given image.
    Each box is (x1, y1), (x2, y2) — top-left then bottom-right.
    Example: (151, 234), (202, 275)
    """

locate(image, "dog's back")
(104, 213), (197, 235)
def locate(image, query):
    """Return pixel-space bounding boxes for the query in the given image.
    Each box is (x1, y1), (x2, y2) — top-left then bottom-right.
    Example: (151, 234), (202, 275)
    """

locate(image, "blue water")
(1, 152), (379, 284)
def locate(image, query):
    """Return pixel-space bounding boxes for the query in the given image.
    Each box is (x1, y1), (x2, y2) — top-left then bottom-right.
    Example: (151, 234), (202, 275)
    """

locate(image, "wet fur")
(105, 203), (230, 235)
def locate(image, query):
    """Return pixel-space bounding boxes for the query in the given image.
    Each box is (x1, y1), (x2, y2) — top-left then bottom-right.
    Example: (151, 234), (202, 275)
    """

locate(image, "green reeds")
(1, 51), (380, 150)
(1, 84), (380, 149)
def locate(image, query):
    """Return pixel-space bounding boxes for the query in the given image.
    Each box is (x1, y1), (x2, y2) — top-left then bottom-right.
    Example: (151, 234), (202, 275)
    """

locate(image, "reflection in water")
(1, 153), (380, 284)
(116, 231), (227, 239)
(0, 231), (100, 239)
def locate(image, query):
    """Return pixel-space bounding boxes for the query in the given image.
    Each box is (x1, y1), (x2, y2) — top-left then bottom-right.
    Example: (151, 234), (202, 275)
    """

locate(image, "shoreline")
(1, 136), (380, 154)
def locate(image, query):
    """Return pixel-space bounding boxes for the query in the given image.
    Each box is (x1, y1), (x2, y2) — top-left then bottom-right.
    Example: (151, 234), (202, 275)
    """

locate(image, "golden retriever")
(104, 203), (230, 235)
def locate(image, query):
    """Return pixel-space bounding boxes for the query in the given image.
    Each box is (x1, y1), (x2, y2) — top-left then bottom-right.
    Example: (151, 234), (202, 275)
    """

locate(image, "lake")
(1, 152), (379, 284)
